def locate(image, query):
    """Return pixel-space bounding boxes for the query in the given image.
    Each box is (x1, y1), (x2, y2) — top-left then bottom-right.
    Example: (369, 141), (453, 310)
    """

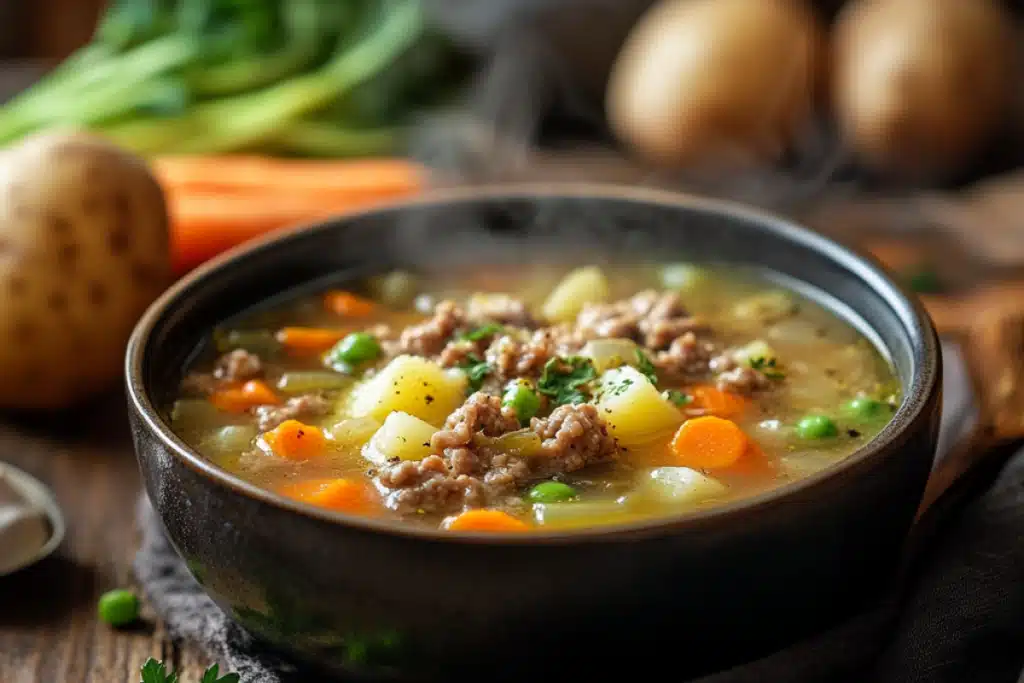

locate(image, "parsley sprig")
(141, 659), (239, 683)
(538, 356), (597, 406)
(458, 354), (492, 391)
(459, 322), (505, 342)
(634, 349), (658, 385)
(750, 356), (785, 380)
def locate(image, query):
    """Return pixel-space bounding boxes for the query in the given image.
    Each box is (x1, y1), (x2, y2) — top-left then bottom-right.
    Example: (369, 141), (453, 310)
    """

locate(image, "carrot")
(262, 420), (326, 461)
(209, 379), (280, 412)
(444, 509), (530, 532)
(689, 385), (749, 418)
(670, 416), (750, 469)
(725, 442), (778, 478)
(324, 290), (376, 317)
(276, 327), (349, 354)
(154, 156), (424, 197)
(279, 478), (378, 516)
(168, 190), (410, 273)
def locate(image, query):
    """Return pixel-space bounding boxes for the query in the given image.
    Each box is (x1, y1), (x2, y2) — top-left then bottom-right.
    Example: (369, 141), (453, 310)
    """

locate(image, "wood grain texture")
(0, 391), (210, 682)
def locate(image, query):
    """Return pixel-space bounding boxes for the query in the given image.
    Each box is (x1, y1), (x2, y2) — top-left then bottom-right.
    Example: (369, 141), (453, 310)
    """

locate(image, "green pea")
(330, 332), (381, 366)
(528, 481), (578, 503)
(796, 414), (838, 440)
(502, 380), (541, 425)
(98, 589), (140, 627)
(842, 397), (885, 423)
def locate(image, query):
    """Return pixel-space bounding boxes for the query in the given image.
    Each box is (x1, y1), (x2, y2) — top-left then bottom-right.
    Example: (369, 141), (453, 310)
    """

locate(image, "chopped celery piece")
(660, 264), (712, 292)
(213, 329), (280, 355)
(474, 429), (544, 458)
(201, 425), (258, 459)
(277, 371), (352, 394)
(170, 399), (222, 430)
(368, 270), (419, 308)
(330, 416), (382, 448)
(532, 499), (639, 529)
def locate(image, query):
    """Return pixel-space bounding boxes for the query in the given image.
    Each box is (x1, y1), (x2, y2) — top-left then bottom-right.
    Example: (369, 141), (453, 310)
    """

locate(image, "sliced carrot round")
(324, 290), (376, 317)
(262, 420), (326, 461)
(209, 379), (279, 412)
(670, 415), (750, 469)
(276, 327), (349, 354)
(444, 509), (530, 532)
(281, 478), (378, 515)
(689, 385), (749, 418)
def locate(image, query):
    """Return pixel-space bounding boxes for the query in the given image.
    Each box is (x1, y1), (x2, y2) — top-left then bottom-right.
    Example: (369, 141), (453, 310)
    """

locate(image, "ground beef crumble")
(373, 395), (619, 515)
(255, 394), (331, 431)
(180, 349), (264, 394)
(577, 290), (706, 350)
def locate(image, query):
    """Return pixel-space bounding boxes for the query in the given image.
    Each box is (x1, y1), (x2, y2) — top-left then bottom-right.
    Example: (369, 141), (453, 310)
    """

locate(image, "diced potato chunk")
(348, 355), (467, 425)
(595, 366), (683, 446)
(541, 266), (610, 323)
(364, 412), (437, 465)
(732, 290), (796, 324)
(640, 467), (728, 506)
(580, 338), (639, 374)
(330, 416), (382, 448)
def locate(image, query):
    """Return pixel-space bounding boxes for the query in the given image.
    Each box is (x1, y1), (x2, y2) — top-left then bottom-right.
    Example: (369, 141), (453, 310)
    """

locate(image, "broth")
(168, 263), (901, 532)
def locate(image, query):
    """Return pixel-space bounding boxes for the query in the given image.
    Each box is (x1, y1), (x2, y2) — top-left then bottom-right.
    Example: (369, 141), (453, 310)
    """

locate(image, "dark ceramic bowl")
(126, 185), (941, 682)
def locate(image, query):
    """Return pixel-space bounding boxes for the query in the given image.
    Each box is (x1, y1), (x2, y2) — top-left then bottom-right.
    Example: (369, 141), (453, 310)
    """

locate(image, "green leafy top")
(141, 658), (238, 683)
(749, 356), (785, 380)
(662, 389), (692, 407)
(634, 349), (658, 385)
(458, 354), (492, 391)
(538, 356), (597, 406)
(459, 323), (504, 342)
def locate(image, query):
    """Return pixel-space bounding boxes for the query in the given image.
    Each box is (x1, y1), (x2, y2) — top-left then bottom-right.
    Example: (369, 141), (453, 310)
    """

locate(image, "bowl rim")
(125, 182), (941, 545)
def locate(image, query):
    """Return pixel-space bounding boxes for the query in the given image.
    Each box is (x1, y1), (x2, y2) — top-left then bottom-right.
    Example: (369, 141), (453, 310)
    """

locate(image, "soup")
(168, 264), (900, 532)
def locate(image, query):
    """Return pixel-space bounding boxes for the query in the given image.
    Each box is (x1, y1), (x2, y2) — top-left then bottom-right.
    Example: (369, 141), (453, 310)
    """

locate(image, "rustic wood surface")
(0, 393), (213, 682)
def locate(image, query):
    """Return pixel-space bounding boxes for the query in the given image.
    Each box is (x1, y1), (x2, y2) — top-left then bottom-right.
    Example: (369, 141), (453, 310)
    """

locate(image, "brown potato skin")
(0, 130), (170, 409)
(606, 0), (825, 169)
(832, 0), (1017, 181)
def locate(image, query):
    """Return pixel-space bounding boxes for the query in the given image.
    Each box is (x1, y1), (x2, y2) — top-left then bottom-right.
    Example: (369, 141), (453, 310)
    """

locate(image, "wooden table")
(0, 392), (212, 682)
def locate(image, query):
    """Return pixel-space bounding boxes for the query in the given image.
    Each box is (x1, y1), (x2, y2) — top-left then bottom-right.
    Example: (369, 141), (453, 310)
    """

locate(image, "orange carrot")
(209, 379), (280, 412)
(262, 420), (326, 461)
(725, 442), (778, 478)
(279, 478), (378, 515)
(154, 156), (424, 197)
(276, 327), (349, 354)
(324, 290), (376, 317)
(689, 385), (749, 418)
(670, 416), (750, 469)
(168, 190), (409, 274)
(444, 509), (530, 532)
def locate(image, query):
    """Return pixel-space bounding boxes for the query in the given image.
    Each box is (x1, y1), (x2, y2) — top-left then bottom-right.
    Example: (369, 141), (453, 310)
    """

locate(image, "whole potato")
(0, 130), (170, 410)
(832, 0), (1016, 181)
(606, 0), (825, 168)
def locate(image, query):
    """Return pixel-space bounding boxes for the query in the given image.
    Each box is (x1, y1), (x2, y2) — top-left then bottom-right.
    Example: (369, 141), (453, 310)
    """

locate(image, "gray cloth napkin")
(133, 341), (1024, 682)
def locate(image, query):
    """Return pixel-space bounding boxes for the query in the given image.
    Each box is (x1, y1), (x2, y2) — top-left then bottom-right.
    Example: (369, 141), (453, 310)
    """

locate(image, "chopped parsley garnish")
(458, 354), (492, 391)
(749, 356), (785, 380)
(538, 356), (597, 406)
(663, 389), (692, 406)
(635, 349), (658, 385)
(459, 323), (505, 342)
(140, 658), (239, 683)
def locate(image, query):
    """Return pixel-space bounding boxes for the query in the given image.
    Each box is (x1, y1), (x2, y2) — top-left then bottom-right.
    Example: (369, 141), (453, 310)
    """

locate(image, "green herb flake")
(663, 389), (692, 407)
(458, 354), (492, 391)
(749, 356), (785, 380)
(635, 349), (658, 385)
(538, 356), (598, 406)
(459, 323), (505, 342)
